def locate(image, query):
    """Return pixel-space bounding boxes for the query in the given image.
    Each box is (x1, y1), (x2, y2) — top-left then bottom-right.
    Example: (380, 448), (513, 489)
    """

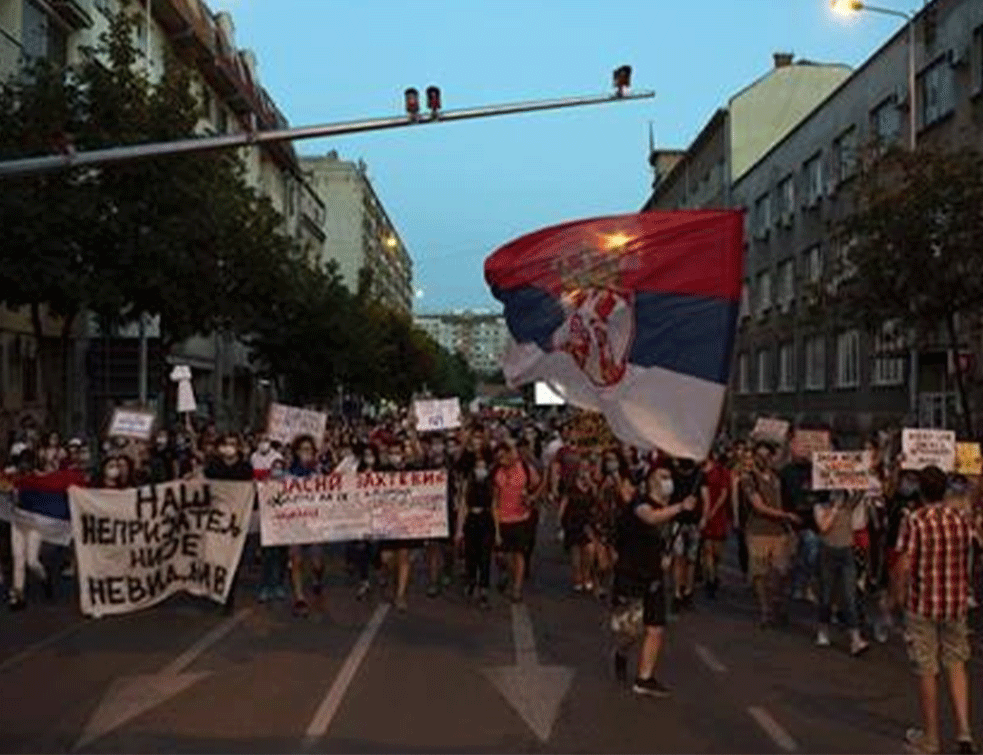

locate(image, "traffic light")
(613, 65), (631, 96)
(404, 88), (420, 117)
(426, 86), (441, 114)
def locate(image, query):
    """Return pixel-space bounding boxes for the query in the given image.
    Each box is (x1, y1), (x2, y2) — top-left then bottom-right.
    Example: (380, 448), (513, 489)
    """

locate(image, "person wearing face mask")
(148, 431), (177, 484)
(424, 437), (456, 597)
(378, 441), (420, 611)
(456, 449), (496, 608)
(205, 434), (253, 615)
(351, 445), (382, 600)
(669, 457), (702, 611)
(285, 435), (326, 616)
(250, 437), (283, 481)
(875, 468), (922, 642)
(559, 462), (595, 593)
(590, 450), (625, 598)
(611, 463), (697, 697)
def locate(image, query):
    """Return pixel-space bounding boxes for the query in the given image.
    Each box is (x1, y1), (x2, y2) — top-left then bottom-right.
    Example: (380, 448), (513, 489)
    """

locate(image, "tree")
(0, 8), (298, 427)
(820, 144), (983, 436)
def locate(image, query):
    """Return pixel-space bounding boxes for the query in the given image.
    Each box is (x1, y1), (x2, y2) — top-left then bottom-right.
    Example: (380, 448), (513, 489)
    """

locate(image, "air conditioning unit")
(949, 45), (970, 68)
(825, 178), (838, 196)
(894, 85), (910, 109)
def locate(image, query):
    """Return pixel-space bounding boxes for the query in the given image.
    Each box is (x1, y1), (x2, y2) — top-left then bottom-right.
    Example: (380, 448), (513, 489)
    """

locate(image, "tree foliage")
(820, 144), (983, 433)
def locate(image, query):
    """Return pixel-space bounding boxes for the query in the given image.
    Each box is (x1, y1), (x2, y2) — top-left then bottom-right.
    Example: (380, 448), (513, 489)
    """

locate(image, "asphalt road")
(0, 526), (980, 755)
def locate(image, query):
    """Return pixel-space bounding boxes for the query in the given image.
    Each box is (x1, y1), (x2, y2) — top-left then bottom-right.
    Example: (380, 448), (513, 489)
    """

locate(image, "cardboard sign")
(414, 398), (461, 432)
(266, 403), (328, 446)
(791, 430), (831, 459)
(69, 480), (254, 618)
(257, 469), (449, 546)
(108, 408), (156, 441)
(812, 451), (879, 491)
(956, 442), (983, 476)
(752, 417), (790, 444)
(901, 428), (956, 472)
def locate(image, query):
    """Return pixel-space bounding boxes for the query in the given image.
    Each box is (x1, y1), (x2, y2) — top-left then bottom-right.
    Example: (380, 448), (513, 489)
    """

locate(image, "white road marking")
(162, 607), (250, 675)
(693, 643), (727, 673)
(303, 603), (390, 748)
(0, 620), (87, 674)
(748, 706), (799, 752)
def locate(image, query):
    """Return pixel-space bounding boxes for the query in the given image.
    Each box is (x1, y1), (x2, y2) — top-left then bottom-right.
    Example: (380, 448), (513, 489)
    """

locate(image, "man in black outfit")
(611, 462), (697, 697)
(205, 433), (253, 615)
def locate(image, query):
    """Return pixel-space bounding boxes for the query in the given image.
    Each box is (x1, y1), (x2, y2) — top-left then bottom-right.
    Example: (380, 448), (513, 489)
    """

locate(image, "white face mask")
(474, 467), (488, 482)
(258, 441), (271, 454)
(219, 444), (237, 459)
(105, 464), (121, 480)
(659, 478), (675, 498)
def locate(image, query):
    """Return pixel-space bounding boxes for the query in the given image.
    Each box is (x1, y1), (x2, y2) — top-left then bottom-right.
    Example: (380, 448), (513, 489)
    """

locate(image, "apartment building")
(415, 312), (508, 376)
(729, 0), (983, 442)
(0, 0), (326, 437)
(302, 152), (413, 316)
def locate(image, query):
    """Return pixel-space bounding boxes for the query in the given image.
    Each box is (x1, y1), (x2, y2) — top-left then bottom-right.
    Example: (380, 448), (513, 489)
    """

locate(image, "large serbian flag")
(485, 210), (744, 460)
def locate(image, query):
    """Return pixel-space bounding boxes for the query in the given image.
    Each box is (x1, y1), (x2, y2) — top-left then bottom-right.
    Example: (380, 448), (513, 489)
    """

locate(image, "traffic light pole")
(0, 89), (654, 178)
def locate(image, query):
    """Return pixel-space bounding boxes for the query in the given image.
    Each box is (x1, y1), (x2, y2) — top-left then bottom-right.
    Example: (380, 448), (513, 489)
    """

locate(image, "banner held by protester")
(257, 469), (449, 546)
(68, 479), (254, 618)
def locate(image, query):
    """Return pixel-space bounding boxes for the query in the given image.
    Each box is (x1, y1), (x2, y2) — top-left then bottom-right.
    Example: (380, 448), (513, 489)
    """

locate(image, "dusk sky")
(210, 0), (911, 313)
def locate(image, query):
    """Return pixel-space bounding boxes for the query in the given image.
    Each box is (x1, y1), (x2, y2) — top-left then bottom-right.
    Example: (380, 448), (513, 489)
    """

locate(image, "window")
(777, 259), (794, 311)
(217, 107), (229, 134)
(777, 174), (795, 224)
(873, 320), (907, 386)
(756, 348), (772, 394)
(803, 153), (823, 206)
(833, 127), (857, 182)
(754, 193), (771, 237)
(757, 271), (772, 316)
(21, 0), (67, 67)
(21, 341), (37, 403)
(805, 336), (826, 390)
(736, 353), (749, 394)
(778, 342), (795, 393)
(871, 96), (901, 148)
(836, 330), (861, 388)
(973, 26), (983, 95)
(806, 245), (823, 285)
(95, 0), (113, 16)
(739, 280), (751, 320)
(919, 57), (956, 128)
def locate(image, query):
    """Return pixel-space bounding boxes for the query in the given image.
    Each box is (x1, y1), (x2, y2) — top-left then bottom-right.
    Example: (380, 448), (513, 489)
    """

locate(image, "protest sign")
(68, 479), (253, 618)
(791, 430), (831, 459)
(956, 442), (983, 476)
(170, 365), (197, 414)
(257, 469), (449, 547)
(414, 398), (462, 432)
(266, 403), (328, 446)
(812, 451), (879, 491)
(108, 408), (156, 441)
(901, 428), (956, 472)
(752, 417), (790, 444)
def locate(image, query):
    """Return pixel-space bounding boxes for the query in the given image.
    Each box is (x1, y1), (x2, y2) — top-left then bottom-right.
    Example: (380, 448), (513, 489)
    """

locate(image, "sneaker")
(613, 652), (628, 683)
(850, 638), (871, 657)
(815, 629), (831, 647)
(293, 598), (309, 617)
(8, 592), (25, 612)
(356, 581), (371, 601)
(395, 596), (408, 612)
(632, 677), (670, 698)
(904, 728), (940, 754)
(958, 739), (978, 755)
(874, 622), (890, 644)
(257, 587), (272, 604)
(426, 584), (440, 598)
(968, 593), (978, 610)
(273, 585), (289, 602)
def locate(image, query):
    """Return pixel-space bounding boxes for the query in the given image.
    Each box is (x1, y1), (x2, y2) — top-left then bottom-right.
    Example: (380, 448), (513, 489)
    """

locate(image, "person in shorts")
(611, 462), (697, 697)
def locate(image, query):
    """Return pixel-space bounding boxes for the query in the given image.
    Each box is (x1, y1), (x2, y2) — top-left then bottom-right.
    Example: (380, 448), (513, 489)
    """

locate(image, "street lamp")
(831, 1), (916, 150)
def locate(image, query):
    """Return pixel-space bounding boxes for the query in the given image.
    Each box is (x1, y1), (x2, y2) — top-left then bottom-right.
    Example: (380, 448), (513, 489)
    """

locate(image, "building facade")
(301, 152), (413, 316)
(415, 312), (509, 376)
(0, 0), (325, 438)
(728, 0), (983, 443)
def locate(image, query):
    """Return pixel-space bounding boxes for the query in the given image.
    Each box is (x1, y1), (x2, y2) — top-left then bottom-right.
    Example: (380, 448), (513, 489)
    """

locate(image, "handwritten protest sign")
(901, 428), (956, 472)
(812, 451), (879, 491)
(956, 442), (983, 476)
(108, 408), (156, 441)
(752, 417), (790, 444)
(257, 469), (449, 546)
(68, 480), (253, 618)
(266, 403), (328, 445)
(414, 398), (462, 432)
(791, 430), (831, 459)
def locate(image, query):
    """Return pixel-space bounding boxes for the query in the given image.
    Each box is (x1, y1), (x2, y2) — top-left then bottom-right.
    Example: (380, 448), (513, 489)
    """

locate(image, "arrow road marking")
(748, 706), (799, 753)
(303, 603), (390, 750)
(0, 620), (88, 674)
(74, 608), (251, 751)
(693, 643), (728, 674)
(484, 602), (574, 744)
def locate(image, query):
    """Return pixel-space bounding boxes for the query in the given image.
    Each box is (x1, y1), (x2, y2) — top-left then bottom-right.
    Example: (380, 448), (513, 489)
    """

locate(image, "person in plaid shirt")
(894, 466), (976, 755)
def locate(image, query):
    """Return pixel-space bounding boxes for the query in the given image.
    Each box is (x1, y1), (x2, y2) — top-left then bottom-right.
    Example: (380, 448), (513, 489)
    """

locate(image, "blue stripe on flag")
(18, 489), (70, 521)
(494, 286), (737, 385)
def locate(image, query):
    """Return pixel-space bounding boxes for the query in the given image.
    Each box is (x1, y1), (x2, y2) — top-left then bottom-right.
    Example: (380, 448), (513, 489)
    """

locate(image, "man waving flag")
(485, 210), (744, 461)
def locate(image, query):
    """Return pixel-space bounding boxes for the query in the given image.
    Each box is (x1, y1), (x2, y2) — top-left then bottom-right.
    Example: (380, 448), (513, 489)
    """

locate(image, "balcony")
(50, 0), (93, 30)
(0, 28), (22, 80)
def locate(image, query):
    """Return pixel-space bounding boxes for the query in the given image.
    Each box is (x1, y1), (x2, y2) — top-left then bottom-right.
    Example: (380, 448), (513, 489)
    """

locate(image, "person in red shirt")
(493, 441), (540, 603)
(699, 451), (731, 599)
(894, 466), (976, 755)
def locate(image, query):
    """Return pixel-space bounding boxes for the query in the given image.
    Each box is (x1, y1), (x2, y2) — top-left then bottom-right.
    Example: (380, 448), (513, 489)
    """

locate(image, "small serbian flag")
(485, 210), (744, 460)
(11, 469), (87, 545)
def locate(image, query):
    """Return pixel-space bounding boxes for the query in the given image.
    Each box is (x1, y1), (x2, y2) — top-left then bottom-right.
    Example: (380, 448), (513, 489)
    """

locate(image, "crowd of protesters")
(0, 409), (980, 752)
